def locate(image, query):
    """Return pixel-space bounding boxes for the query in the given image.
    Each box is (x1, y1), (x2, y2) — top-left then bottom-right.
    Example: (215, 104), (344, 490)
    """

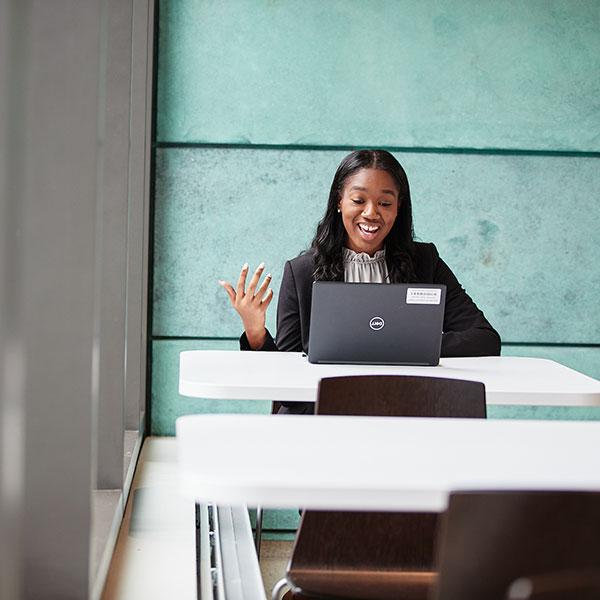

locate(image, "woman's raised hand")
(219, 262), (274, 350)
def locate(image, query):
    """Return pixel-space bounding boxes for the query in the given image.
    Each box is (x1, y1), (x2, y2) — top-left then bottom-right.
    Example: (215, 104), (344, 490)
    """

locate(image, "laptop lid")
(307, 282), (446, 366)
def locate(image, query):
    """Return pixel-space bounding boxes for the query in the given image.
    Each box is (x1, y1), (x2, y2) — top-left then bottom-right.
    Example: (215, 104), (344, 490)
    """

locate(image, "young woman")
(219, 150), (500, 410)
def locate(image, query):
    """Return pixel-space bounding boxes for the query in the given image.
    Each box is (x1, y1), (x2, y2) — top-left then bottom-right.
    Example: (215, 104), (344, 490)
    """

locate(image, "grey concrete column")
(0, 3), (26, 599)
(125, 0), (154, 433)
(0, 0), (155, 596)
(94, 0), (133, 491)
(2, 1), (102, 598)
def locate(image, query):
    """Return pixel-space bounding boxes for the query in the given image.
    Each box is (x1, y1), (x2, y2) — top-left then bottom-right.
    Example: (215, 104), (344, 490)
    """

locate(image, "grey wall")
(0, 0), (154, 598)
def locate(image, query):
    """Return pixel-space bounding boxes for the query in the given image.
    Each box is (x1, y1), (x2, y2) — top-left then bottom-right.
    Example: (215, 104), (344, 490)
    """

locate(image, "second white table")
(178, 414), (600, 511)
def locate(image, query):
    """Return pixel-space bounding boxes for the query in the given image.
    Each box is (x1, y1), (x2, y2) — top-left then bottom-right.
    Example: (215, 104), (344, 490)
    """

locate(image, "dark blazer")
(241, 242), (501, 357)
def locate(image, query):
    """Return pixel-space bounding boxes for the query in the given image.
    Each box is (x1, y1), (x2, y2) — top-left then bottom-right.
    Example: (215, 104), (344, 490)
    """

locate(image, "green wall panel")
(157, 0), (600, 150)
(151, 339), (271, 436)
(249, 508), (300, 533)
(488, 402), (600, 421)
(492, 345), (600, 419)
(502, 344), (600, 381)
(153, 147), (600, 343)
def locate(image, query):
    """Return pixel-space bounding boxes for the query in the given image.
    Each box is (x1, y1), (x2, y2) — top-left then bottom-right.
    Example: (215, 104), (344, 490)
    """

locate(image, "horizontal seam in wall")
(502, 342), (600, 348)
(153, 335), (239, 341)
(154, 141), (600, 158)
(152, 336), (600, 348)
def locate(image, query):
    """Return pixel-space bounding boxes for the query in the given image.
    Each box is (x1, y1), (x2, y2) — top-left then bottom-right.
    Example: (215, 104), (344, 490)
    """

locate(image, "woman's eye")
(351, 198), (364, 204)
(380, 201), (392, 207)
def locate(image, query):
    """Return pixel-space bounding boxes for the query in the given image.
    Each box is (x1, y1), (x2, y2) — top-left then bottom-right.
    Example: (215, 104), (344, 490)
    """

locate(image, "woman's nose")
(362, 202), (378, 218)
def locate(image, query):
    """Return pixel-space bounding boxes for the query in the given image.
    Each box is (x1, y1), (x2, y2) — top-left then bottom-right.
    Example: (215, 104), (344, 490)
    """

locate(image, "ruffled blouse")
(343, 247), (389, 283)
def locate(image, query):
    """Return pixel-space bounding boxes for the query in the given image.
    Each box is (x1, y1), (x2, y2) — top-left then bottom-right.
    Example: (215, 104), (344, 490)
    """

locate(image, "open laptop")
(307, 282), (446, 365)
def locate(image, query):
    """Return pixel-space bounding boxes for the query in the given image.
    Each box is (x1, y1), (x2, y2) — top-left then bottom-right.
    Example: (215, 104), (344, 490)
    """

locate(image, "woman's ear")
(337, 203), (341, 213)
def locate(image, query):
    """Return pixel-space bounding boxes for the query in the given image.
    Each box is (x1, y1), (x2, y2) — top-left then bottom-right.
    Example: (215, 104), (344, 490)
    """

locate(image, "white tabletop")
(179, 351), (600, 406)
(177, 414), (600, 511)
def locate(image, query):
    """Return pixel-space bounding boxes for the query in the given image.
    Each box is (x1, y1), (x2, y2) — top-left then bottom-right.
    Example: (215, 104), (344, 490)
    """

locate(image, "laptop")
(307, 281), (446, 365)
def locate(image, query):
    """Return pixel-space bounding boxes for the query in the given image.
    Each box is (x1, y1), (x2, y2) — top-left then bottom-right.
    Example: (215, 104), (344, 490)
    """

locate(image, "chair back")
(287, 375), (486, 600)
(316, 375), (486, 417)
(434, 491), (600, 600)
(290, 510), (438, 599)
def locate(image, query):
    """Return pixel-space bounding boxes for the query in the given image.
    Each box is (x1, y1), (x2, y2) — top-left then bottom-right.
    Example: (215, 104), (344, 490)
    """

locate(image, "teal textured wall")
(154, 148), (600, 342)
(157, 0), (600, 151)
(152, 1), (600, 433)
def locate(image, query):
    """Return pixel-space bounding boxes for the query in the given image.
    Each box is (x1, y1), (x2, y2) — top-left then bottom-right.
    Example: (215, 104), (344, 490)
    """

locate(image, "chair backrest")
(316, 375), (486, 417)
(434, 491), (600, 600)
(289, 510), (439, 599)
(287, 375), (486, 600)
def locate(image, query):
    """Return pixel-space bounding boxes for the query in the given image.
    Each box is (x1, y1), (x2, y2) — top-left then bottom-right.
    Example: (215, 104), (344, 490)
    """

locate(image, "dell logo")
(369, 317), (385, 331)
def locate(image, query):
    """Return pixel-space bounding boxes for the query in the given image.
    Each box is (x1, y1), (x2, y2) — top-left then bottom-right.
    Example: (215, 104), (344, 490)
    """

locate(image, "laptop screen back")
(307, 282), (446, 365)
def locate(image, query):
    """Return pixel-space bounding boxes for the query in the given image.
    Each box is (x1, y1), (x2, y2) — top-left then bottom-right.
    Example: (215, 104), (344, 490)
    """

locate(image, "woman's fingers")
(235, 263), (249, 298)
(261, 288), (274, 310)
(254, 271), (272, 301)
(220, 263), (273, 337)
(246, 262), (265, 296)
(227, 262), (272, 308)
(218, 280), (236, 305)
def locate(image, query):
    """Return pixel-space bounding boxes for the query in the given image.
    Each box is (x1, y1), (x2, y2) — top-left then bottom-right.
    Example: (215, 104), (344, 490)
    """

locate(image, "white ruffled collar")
(343, 247), (386, 263)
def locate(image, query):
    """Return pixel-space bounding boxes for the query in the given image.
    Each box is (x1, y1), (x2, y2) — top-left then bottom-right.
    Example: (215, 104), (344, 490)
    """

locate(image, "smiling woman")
(219, 149), (501, 413)
(311, 150), (416, 284)
(339, 168), (398, 255)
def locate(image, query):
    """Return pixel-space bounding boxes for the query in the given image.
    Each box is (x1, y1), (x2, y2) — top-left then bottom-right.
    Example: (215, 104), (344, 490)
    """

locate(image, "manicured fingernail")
(257, 262), (265, 270)
(266, 273), (271, 279)
(218, 280), (224, 285)
(242, 263), (248, 270)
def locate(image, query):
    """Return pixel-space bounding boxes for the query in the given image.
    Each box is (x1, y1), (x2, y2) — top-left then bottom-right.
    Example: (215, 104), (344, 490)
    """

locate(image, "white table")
(179, 351), (600, 406)
(177, 414), (600, 511)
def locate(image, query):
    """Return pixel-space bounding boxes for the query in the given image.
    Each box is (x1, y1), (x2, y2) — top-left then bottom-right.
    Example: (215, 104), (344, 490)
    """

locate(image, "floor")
(103, 438), (198, 599)
(260, 540), (294, 597)
(103, 437), (295, 599)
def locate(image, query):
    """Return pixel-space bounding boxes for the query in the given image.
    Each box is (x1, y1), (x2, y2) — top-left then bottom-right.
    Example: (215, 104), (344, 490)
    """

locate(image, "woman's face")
(337, 168), (399, 256)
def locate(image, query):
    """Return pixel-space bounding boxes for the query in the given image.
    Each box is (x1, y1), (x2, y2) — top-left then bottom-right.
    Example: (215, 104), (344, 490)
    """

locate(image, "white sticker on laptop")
(406, 288), (442, 305)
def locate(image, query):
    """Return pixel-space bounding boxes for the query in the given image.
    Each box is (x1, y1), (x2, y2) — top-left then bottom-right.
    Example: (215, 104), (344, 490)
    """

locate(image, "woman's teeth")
(358, 223), (380, 236)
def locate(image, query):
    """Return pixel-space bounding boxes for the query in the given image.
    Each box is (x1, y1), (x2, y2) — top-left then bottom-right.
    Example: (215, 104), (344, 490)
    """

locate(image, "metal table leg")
(254, 506), (263, 558)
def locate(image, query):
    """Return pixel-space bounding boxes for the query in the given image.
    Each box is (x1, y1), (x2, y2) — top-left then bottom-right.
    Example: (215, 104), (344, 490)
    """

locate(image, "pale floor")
(103, 437), (294, 599)
(260, 540), (294, 596)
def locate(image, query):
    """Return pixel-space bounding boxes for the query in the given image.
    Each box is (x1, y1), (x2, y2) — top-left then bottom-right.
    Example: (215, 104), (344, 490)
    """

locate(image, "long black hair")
(311, 149), (416, 282)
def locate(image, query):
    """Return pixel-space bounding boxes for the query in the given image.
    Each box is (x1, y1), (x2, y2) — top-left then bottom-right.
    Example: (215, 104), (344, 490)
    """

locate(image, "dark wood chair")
(433, 491), (600, 600)
(315, 375), (486, 418)
(275, 375), (486, 600)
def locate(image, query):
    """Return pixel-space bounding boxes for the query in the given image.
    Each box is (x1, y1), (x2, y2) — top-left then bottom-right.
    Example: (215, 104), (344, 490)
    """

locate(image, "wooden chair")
(315, 375), (486, 418)
(274, 375), (486, 600)
(433, 491), (600, 600)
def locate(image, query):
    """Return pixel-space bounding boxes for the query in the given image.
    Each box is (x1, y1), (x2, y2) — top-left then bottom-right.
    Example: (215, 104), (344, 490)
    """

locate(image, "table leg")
(255, 506), (263, 558)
